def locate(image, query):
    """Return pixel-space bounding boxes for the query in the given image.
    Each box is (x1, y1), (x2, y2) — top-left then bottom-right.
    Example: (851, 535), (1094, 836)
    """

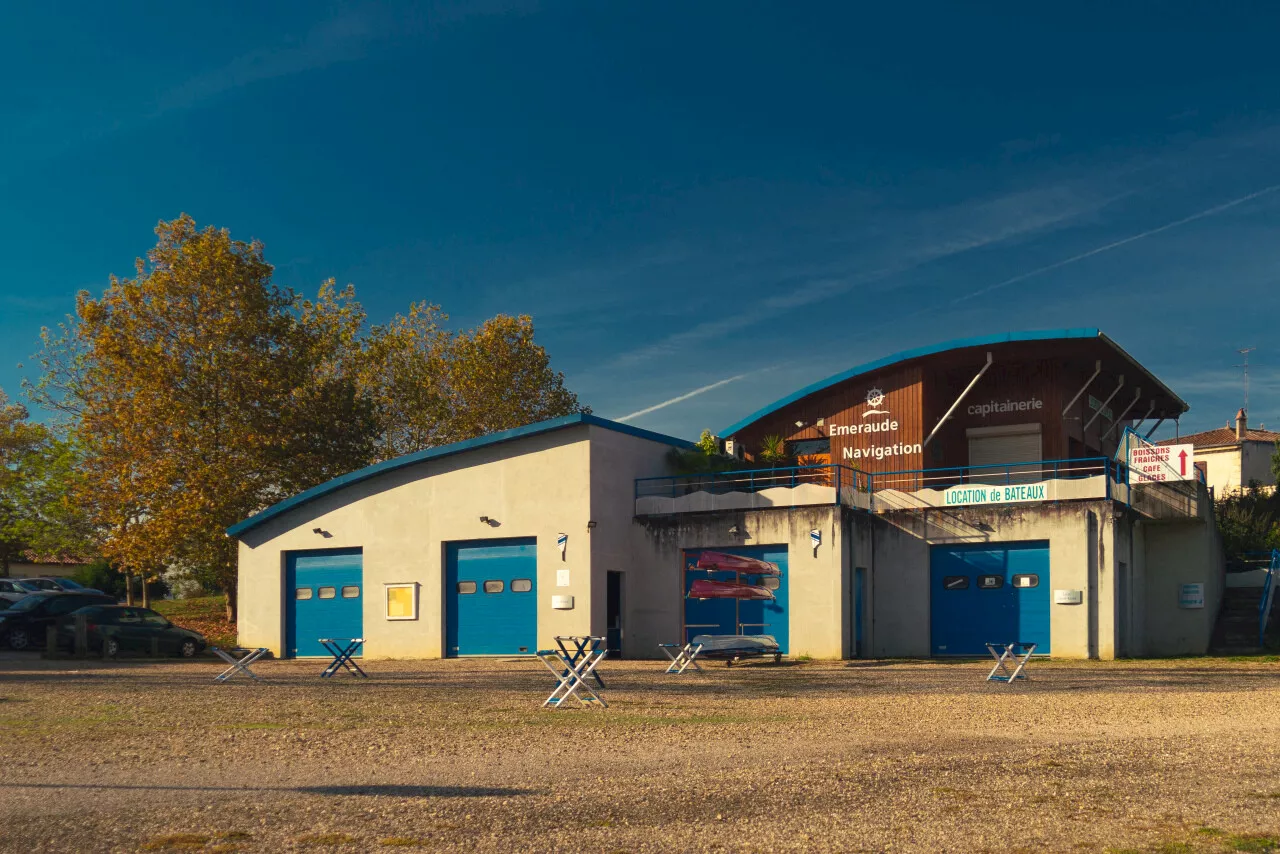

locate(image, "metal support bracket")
(922, 352), (993, 449)
(1105, 389), (1144, 438)
(1143, 418), (1166, 440)
(1082, 375), (1124, 433)
(1062, 361), (1102, 418)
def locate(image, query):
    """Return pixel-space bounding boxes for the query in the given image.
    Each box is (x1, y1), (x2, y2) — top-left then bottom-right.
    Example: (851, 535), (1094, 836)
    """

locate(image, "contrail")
(616, 374), (748, 422)
(953, 183), (1280, 304)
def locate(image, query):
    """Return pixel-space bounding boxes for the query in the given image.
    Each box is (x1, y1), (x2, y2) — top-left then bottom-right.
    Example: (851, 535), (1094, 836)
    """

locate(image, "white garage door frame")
(967, 423), (1043, 484)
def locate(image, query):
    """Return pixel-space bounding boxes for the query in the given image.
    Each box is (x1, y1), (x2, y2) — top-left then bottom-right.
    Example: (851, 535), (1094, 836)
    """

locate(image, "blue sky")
(2, 2), (1278, 441)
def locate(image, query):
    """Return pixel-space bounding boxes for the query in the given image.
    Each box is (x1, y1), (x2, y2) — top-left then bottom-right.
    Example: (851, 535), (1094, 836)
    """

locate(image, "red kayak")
(688, 579), (776, 601)
(693, 551), (781, 576)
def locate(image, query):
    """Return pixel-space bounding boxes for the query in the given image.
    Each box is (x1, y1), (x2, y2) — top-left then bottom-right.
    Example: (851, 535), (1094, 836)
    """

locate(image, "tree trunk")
(124, 573), (135, 606)
(224, 586), (237, 623)
(141, 578), (151, 609)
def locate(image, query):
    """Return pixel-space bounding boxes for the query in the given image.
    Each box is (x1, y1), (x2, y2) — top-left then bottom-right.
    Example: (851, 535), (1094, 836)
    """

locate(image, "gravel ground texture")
(1, 654), (1279, 853)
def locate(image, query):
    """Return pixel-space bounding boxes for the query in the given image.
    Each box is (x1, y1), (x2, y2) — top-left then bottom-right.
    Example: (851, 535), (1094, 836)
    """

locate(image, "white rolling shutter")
(967, 424), (1043, 484)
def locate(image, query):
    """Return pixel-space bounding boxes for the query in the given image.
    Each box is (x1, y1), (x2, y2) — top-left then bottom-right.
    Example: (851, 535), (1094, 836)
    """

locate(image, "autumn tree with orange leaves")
(31, 215), (585, 620)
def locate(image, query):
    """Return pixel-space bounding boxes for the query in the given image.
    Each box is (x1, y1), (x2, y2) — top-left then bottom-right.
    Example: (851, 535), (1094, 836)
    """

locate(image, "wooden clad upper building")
(721, 329), (1188, 477)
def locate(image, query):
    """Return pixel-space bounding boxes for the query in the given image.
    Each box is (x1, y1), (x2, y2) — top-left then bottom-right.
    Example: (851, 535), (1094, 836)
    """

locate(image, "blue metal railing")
(634, 463), (869, 503)
(1260, 549), (1280, 647)
(633, 454), (1209, 517)
(866, 457), (1119, 494)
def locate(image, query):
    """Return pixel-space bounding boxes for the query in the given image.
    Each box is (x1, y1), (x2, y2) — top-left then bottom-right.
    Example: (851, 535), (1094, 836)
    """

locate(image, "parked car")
(0, 578), (38, 603)
(23, 577), (105, 595)
(0, 592), (115, 650)
(57, 605), (206, 658)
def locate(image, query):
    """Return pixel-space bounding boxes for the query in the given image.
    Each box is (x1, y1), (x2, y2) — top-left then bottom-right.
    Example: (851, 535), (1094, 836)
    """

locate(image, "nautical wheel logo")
(863, 386), (889, 418)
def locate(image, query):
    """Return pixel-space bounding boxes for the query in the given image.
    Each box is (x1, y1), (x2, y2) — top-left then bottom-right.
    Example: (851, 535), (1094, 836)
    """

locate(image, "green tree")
(0, 391), (93, 575)
(363, 310), (586, 459)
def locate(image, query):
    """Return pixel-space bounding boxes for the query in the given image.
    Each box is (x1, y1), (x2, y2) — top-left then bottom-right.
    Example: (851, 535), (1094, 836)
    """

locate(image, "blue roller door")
(446, 538), (537, 656)
(930, 541), (1050, 656)
(682, 545), (789, 653)
(286, 548), (363, 658)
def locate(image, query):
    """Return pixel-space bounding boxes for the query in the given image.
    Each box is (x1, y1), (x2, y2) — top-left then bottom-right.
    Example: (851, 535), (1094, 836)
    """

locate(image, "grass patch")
(216, 832), (253, 841)
(153, 595), (237, 649)
(1226, 835), (1280, 852)
(215, 722), (287, 730)
(141, 834), (211, 850)
(298, 832), (357, 847)
(379, 839), (431, 848)
(1227, 655), (1280, 663)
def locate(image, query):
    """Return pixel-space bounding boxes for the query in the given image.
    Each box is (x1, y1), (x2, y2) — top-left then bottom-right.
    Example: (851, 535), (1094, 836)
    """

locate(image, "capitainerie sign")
(967, 397), (1043, 418)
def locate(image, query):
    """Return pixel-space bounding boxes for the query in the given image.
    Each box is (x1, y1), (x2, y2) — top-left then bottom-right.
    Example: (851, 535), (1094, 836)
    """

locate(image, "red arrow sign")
(1179, 450), (1187, 475)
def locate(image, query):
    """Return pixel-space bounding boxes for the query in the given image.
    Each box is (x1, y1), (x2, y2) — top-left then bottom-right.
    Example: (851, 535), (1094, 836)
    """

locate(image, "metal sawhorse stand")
(318, 638), (367, 678)
(536, 636), (608, 709)
(986, 642), (1037, 684)
(658, 641), (705, 674)
(212, 647), (269, 682)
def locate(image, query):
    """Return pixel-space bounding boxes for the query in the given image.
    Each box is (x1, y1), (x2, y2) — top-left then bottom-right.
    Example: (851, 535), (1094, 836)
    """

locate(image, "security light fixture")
(586, 520), (597, 530)
(312, 528), (323, 534)
(479, 516), (490, 524)
(728, 524), (740, 535)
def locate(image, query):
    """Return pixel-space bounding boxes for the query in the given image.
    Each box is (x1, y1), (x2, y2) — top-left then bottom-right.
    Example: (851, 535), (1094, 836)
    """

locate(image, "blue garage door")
(446, 538), (537, 656)
(930, 541), (1050, 656)
(286, 548), (363, 658)
(683, 546), (789, 653)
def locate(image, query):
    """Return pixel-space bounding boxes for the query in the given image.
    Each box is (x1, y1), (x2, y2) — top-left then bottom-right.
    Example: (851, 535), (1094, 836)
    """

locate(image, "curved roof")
(720, 328), (1188, 437)
(227, 413), (692, 538)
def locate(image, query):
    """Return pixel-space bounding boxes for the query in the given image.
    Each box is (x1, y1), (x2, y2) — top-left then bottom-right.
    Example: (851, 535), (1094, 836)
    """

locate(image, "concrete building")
(231, 329), (1226, 660)
(1159, 410), (1278, 496)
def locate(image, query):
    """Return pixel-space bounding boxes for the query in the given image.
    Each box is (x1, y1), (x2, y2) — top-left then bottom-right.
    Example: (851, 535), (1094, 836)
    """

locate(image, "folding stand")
(318, 637), (367, 678)
(658, 641), (704, 674)
(985, 642), (1037, 684)
(536, 636), (608, 708)
(211, 647), (269, 682)
(555, 635), (605, 688)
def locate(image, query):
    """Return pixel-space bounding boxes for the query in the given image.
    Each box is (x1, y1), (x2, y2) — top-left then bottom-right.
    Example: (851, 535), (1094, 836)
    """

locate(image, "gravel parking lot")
(1, 655), (1278, 853)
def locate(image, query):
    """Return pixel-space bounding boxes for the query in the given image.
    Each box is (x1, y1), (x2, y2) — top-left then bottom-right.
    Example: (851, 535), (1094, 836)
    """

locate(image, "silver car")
(0, 579), (39, 604)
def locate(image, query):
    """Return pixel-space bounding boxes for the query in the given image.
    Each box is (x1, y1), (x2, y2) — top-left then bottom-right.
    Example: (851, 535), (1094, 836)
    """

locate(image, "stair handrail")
(1260, 548), (1280, 648)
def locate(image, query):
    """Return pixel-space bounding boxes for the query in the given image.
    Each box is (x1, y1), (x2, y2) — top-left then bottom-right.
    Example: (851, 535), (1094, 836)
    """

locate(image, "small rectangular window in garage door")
(318, 586), (336, 599)
(341, 585), (360, 598)
(977, 575), (1004, 589)
(456, 581), (477, 594)
(1012, 574), (1039, 588)
(295, 588), (313, 600)
(483, 580), (504, 593)
(942, 575), (969, 590)
(511, 579), (532, 592)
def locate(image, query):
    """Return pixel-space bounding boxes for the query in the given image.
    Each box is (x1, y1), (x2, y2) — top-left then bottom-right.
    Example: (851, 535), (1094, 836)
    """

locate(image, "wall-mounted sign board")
(1053, 589), (1083, 605)
(1178, 583), (1204, 609)
(1129, 444), (1195, 482)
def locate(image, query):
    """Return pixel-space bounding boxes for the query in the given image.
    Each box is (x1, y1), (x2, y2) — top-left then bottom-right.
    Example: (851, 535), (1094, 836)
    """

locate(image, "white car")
(0, 579), (39, 604)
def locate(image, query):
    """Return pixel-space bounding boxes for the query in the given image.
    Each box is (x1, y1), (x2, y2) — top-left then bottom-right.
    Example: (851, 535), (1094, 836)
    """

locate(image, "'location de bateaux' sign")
(940, 481), (1056, 507)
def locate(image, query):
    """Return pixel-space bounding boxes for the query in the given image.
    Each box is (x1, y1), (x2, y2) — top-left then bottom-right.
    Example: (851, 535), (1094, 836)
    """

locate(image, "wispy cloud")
(599, 182), (1123, 372)
(615, 374), (749, 422)
(154, 13), (380, 115)
(951, 184), (1280, 305)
